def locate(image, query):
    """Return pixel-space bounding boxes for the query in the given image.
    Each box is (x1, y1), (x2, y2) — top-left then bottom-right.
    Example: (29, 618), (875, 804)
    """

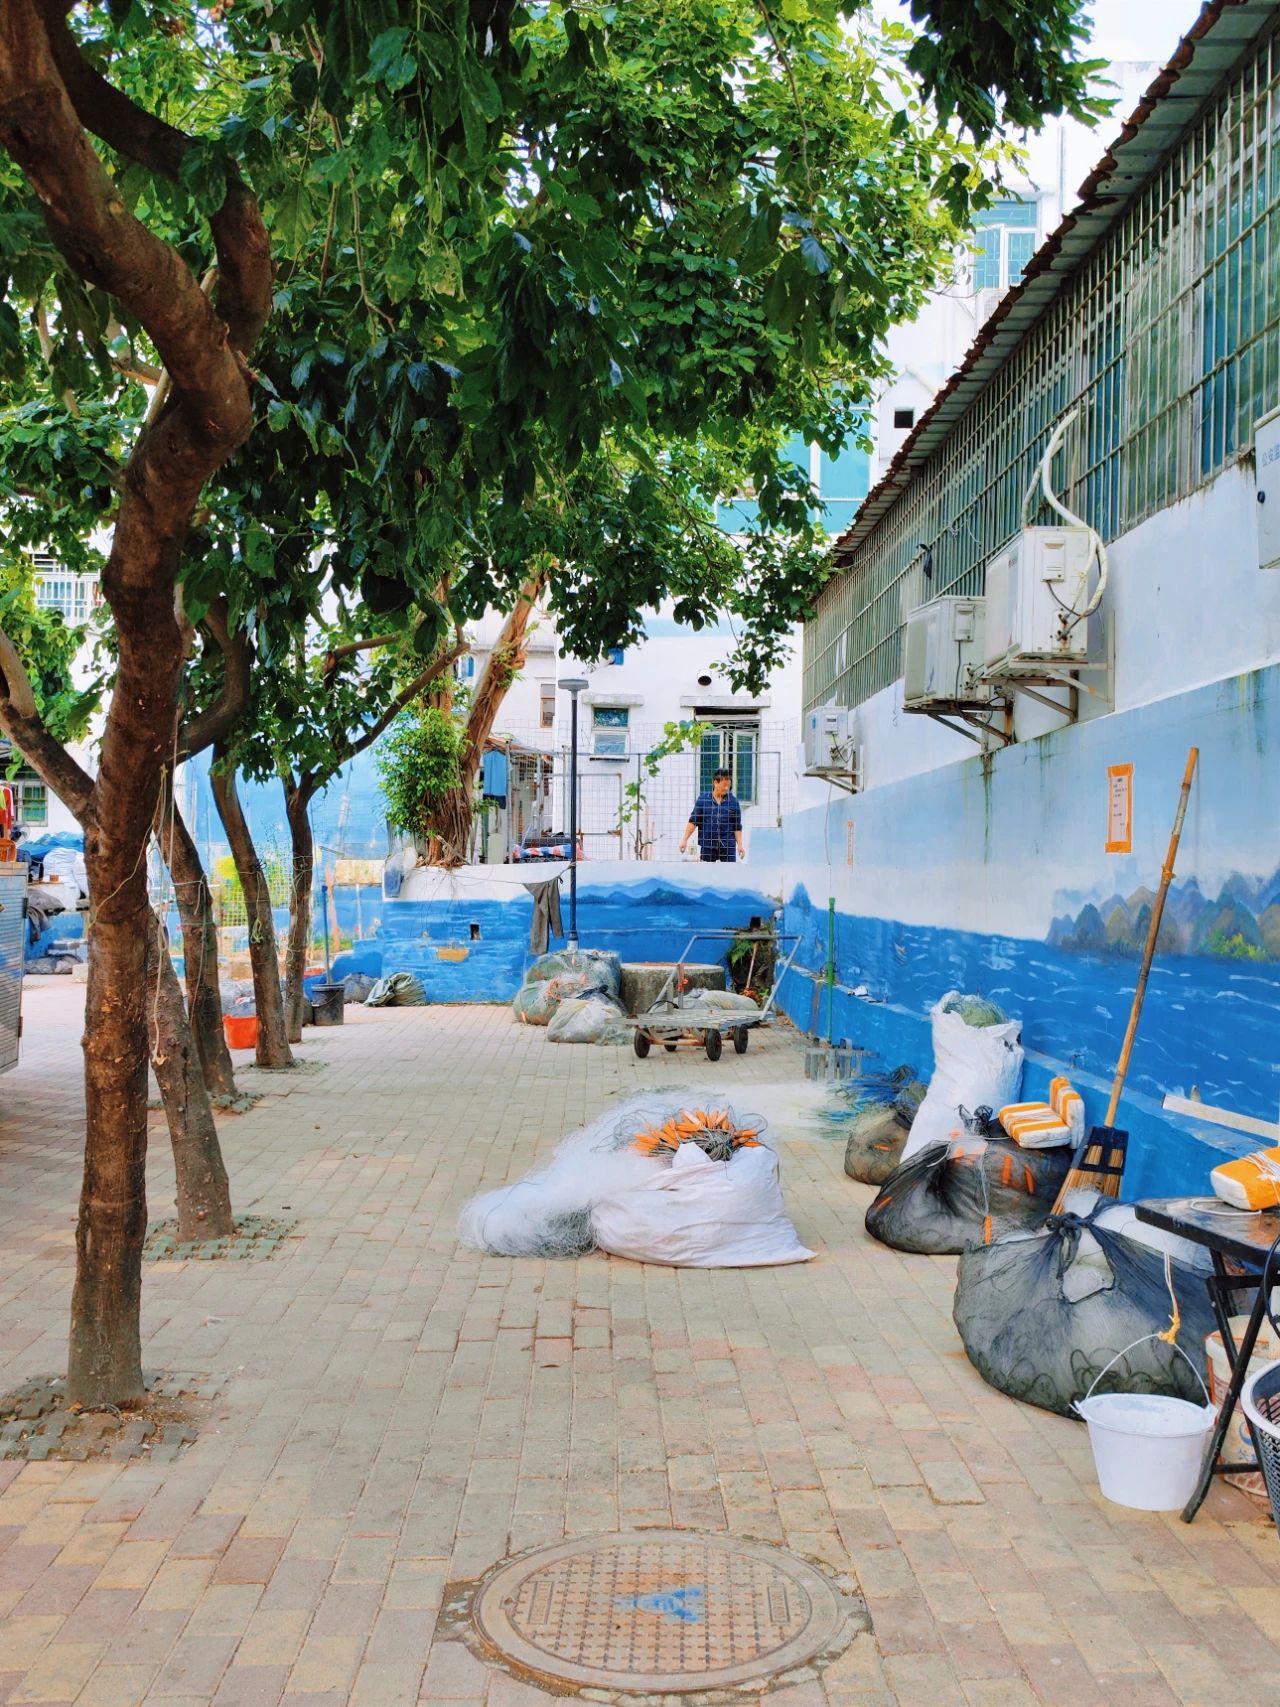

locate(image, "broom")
(1052, 746), (1200, 1212)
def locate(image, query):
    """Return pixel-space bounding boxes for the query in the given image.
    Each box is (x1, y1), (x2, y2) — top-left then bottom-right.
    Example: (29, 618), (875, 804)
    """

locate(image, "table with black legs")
(1134, 1198), (1280, 1522)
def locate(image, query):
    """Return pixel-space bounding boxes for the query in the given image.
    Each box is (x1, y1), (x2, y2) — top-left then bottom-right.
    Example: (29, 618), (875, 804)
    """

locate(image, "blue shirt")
(689, 791), (742, 861)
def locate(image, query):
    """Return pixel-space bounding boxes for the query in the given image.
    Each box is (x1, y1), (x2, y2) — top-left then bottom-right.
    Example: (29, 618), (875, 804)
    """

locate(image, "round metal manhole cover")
(471, 1530), (857, 1693)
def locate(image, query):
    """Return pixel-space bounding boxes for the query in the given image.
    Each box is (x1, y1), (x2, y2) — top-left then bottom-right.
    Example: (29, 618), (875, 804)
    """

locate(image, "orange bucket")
(223, 1013), (259, 1050)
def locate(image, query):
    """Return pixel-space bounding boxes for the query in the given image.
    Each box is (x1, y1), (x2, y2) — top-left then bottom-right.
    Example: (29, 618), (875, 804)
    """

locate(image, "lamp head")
(559, 677), (589, 694)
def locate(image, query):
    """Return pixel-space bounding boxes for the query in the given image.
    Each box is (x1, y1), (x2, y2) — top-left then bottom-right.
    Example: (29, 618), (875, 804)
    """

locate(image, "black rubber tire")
(663, 1041), (678, 1053)
(733, 1026), (749, 1054)
(704, 1028), (723, 1062)
(634, 1031), (650, 1058)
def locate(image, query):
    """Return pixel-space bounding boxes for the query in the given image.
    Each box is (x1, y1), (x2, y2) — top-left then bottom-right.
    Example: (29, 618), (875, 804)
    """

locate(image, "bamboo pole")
(1054, 746), (1199, 1210)
(1104, 745), (1199, 1127)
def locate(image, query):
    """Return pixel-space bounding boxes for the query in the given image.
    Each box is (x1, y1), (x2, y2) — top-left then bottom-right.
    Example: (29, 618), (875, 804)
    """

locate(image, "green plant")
(727, 921), (776, 997)
(619, 720), (711, 831)
(376, 707), (464, 843)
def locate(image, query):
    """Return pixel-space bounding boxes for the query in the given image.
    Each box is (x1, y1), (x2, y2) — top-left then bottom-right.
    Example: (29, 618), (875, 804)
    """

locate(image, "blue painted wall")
(768, 663), (1280, 1197)
(355, 873), (779, 1003)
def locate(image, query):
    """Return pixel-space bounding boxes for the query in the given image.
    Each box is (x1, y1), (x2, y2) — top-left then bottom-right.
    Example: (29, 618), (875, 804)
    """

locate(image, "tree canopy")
(3, 0), (1112, 697)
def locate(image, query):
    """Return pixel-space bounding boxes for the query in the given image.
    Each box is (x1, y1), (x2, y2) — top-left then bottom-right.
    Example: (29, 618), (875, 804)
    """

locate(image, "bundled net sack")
(953, 1200), (1215, 1418)
(458, 1092), (803, 1264)
(830, 1068), (925, 1185)
(865, 1113), (1071, 1254)
(902, 990), (1023, 1162)
(513, 948), (622, 1026)
(364, 970), (427, 1007)
(524, 948), (621, 996)
(679, 989), (760, 1016)
(593, 1140), (813, 1268)
(547, 994), (631, 1045)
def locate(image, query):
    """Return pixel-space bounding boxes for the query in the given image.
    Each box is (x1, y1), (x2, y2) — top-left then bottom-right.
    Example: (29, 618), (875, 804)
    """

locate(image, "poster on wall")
(1105, 763), (1133, 854)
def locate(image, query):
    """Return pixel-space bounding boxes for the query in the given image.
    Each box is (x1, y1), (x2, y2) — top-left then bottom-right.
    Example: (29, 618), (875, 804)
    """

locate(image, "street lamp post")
(559, 678), (588, 950)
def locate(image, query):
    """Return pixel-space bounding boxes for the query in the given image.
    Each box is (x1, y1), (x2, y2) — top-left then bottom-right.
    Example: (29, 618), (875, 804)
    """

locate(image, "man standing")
(680, 768), (744, 863)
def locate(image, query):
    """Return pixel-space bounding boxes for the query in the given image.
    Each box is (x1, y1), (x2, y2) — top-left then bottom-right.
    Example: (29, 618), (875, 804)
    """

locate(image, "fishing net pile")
(953, 1194), (1214, 1417)
(864, 1112), (1072, 1254)
(512, 948), (622, 1026)
(828, 1066), (926, 1186)
(458, 1092), (813, 1268)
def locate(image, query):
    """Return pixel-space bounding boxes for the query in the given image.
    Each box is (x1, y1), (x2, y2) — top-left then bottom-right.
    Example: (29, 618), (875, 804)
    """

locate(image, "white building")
(461, 600), (805, 864)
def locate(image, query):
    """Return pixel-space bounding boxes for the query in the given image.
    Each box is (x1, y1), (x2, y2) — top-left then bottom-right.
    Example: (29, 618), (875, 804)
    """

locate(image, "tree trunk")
(284, 779), (315, 1043)
(421, 574), (544, 866)
(156, 775), (237, 1099)
(210, 755), (294, 1069)
(0, 0), (272, 1409)
(145, 911), (235, 1241)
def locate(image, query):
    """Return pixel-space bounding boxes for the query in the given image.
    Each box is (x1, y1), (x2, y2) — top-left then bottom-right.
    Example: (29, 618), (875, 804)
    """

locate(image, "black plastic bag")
(953, 1205), (1214, 1418)
(865, 1135), (1070, 1254)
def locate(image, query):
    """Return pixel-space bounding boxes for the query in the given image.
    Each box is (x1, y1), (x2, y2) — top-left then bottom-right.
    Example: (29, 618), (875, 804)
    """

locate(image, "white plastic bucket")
(1075, 1390), (1215, 1510)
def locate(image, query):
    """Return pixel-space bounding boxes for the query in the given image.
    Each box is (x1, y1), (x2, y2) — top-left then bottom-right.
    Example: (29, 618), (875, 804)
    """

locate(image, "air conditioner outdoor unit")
(982, 526), (1094, 673)
(804, 704), (859, 784)
(902, 595), (992, 709)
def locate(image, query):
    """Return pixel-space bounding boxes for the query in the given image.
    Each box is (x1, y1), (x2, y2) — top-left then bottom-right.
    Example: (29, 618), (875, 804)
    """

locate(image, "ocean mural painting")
(772, 664), (1280, 1137)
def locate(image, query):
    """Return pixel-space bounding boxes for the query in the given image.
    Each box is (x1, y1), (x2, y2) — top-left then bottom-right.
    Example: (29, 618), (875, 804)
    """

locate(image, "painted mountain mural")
(1048, 871), (1280, 960)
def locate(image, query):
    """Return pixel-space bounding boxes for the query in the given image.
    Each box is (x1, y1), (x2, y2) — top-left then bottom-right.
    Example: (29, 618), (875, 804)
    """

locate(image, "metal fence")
(479, 734), (790, 862)
(805, 18), (1280, 714)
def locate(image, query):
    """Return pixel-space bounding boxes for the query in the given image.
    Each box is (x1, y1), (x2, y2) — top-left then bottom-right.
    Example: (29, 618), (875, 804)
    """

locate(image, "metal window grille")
(805, 23), (1280, 716)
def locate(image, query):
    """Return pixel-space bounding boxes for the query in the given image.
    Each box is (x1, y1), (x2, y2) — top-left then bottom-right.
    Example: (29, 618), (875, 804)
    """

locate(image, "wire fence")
(479, 735), (792, 863)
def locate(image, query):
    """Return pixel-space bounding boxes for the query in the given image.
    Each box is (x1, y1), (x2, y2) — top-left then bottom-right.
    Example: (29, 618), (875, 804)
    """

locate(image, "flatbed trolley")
(629, 928), (801, 1062)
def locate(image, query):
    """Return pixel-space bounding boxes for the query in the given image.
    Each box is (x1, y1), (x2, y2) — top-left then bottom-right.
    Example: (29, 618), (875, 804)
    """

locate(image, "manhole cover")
(471, 1530), (858, 1693)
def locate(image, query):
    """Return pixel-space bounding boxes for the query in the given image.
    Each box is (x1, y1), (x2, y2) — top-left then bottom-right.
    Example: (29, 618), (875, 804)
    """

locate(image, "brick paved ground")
(0, 978), (1276, 1706)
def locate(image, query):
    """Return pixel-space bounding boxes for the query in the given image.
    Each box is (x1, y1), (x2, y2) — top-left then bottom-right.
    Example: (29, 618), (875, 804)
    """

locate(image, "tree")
(230, 601), (464, 1038)
(0, 0), (270, 1407)
(211, 0), (1109, 865)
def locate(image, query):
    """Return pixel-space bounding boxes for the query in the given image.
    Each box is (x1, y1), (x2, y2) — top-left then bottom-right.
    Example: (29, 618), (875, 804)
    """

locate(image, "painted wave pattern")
(787, 886), (1280, 1126)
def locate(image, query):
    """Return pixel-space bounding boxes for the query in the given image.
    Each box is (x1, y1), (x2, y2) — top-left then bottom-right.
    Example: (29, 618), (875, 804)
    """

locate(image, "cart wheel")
(733, 1026), (749, 1054)
(663, 1041), (678, 1053)
(634, 1031), (650, 1058)
(704, 1028), (723, 1062)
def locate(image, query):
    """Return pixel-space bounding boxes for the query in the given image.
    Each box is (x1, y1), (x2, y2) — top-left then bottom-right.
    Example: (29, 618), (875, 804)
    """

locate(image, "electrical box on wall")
(1257, 405), (1280, 572)
(982, 527), (1094, 671)
(803, 704), (859, 787)
(903, 596), (992, 709)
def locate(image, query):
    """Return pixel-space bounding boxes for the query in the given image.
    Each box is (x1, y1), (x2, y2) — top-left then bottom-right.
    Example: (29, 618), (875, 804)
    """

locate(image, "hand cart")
(629, 928), (800, 1062)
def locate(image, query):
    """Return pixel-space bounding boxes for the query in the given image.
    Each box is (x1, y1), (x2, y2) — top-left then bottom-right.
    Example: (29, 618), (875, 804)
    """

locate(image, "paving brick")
(0, 992), (1274, 1707)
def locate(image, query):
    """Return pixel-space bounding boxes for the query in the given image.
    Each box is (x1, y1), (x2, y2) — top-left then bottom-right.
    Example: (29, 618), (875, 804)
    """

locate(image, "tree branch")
(178, 598), (252, 762)
(38, 1), (272, 355)
(321, 631), (400, 678)
(312, 632), (468, 787)
(0, 623), (95, 820)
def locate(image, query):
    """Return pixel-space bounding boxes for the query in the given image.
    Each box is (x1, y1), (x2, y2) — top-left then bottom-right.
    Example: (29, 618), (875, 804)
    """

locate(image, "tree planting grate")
(143, 1213), (296, 1262)
(468, 1530), (868, 1696)
(0, 1370), (228, 1463)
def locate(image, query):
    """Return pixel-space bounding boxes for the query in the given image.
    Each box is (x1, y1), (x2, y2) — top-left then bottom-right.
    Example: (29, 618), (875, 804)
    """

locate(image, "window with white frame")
(539, 683), (555, 728)
(32, 555), (100, 626)
(15, 776), (47, 826)
(971, 197), (1038, 292)
(698, 724), (758, 804)
(592, 706), (629, 756)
